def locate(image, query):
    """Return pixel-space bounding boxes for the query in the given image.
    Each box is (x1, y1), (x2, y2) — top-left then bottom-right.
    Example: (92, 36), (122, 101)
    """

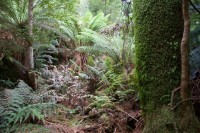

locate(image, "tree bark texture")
(181, 0), (190, 101)
(25, 0), (34, 70)
(134, 0), (200, 132)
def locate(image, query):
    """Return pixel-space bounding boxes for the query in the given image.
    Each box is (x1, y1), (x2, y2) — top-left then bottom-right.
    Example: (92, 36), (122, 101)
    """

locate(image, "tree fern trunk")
(25, 0), (37, 90)
(25, 0), (34, 70)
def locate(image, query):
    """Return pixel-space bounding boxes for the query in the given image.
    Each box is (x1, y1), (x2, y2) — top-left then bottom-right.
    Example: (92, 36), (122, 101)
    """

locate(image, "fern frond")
(59, 24), (76, 41)
(36, 24), (71, 40)
(0, 101), (67, 132)
(88, 12), (109, 31)
(76, 30), (122, 64)
(10, 102), (61, 125)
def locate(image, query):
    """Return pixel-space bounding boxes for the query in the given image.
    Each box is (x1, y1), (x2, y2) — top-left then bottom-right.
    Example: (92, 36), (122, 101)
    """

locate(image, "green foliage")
(34, 43), (58, 68)
(76, 31), (134, 67)
(0, 103), (60, 132)
(88, 0), (122, 22)
(115, 89), (136, 102)
(73, 10), (109, 46)
(83, 57), (135, 103)
(102, 71), (124, 94)
(0, 80), (67, 132)
(0, 80), (15, 88)
(0, 0), (28, 32)
(88, 12), (110, 31)
(77, 1), (110, 31)
(88, 95), (114, 108)
(37, 0), (77, 21)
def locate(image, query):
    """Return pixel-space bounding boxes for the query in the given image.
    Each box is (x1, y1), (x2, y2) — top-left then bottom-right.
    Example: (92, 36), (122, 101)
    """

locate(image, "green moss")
(143, 106), (200, 133)
(175, 103), (200, 132)
(133, 0), (200, 132)
(143, 107), (176, 133)
(134, 0), (183, 113)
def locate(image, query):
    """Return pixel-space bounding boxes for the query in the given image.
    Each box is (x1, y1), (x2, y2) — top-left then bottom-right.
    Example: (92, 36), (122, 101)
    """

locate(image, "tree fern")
(76, 30), (134, 66)
(88, 12), (109, 31)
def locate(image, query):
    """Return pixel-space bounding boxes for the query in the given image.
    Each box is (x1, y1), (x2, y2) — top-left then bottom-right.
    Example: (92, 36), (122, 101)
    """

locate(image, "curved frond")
(88, 12), (109, 31)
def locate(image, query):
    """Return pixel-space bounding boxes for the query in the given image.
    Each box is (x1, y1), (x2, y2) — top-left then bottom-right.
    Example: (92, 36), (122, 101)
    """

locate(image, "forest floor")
(38, 64), (143, 133)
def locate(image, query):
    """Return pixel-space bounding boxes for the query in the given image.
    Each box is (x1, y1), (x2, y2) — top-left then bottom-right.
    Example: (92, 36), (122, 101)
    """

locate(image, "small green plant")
(88, 95), (115, 108)
(0, 80), (68, 132)
(0, 103), (62, 132)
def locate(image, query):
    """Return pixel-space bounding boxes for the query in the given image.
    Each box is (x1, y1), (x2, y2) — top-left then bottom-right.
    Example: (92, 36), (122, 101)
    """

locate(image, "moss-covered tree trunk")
(134, 0), (200, 132)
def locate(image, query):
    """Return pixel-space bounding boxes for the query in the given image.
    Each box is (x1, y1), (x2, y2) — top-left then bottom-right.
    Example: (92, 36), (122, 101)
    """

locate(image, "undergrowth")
(0, 80), (68, 133)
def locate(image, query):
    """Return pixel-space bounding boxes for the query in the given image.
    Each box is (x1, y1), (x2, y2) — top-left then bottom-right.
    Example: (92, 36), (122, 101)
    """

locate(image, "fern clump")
(34, 43), (58, 68)
(0, 79), (15, 88)
(88, 95), (115, 108)
(0, 80), (67, 133)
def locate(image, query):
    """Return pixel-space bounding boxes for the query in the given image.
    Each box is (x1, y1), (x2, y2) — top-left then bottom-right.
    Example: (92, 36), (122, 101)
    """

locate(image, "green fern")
(88, 95), (114, 109)
(34, 43), (59, 68)
(0, 80), (68, 132)
(76, 31), (134, 66)
(88, 12), (110, 31)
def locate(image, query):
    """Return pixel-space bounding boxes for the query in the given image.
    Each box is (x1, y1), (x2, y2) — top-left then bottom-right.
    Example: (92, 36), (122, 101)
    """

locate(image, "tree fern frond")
(59, 25), (75, 41)
(88, 12), (109, 31)
(76, 45), (102, 55)
(36, 24), (72, 41)
(76, 30), (123, 64)
(0, 16), (16, 28)
(81, 11), (93, 26)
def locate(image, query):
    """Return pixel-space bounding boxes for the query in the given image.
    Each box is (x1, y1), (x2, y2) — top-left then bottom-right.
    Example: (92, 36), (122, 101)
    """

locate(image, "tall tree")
(24, 0), (34, 70)
(134, 0), (200, 132)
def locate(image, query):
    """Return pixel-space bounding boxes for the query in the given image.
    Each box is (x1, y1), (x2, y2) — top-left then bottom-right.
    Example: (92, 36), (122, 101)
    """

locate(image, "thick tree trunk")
(134, 0), (200, 132)
(25, 0), (34, 70)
